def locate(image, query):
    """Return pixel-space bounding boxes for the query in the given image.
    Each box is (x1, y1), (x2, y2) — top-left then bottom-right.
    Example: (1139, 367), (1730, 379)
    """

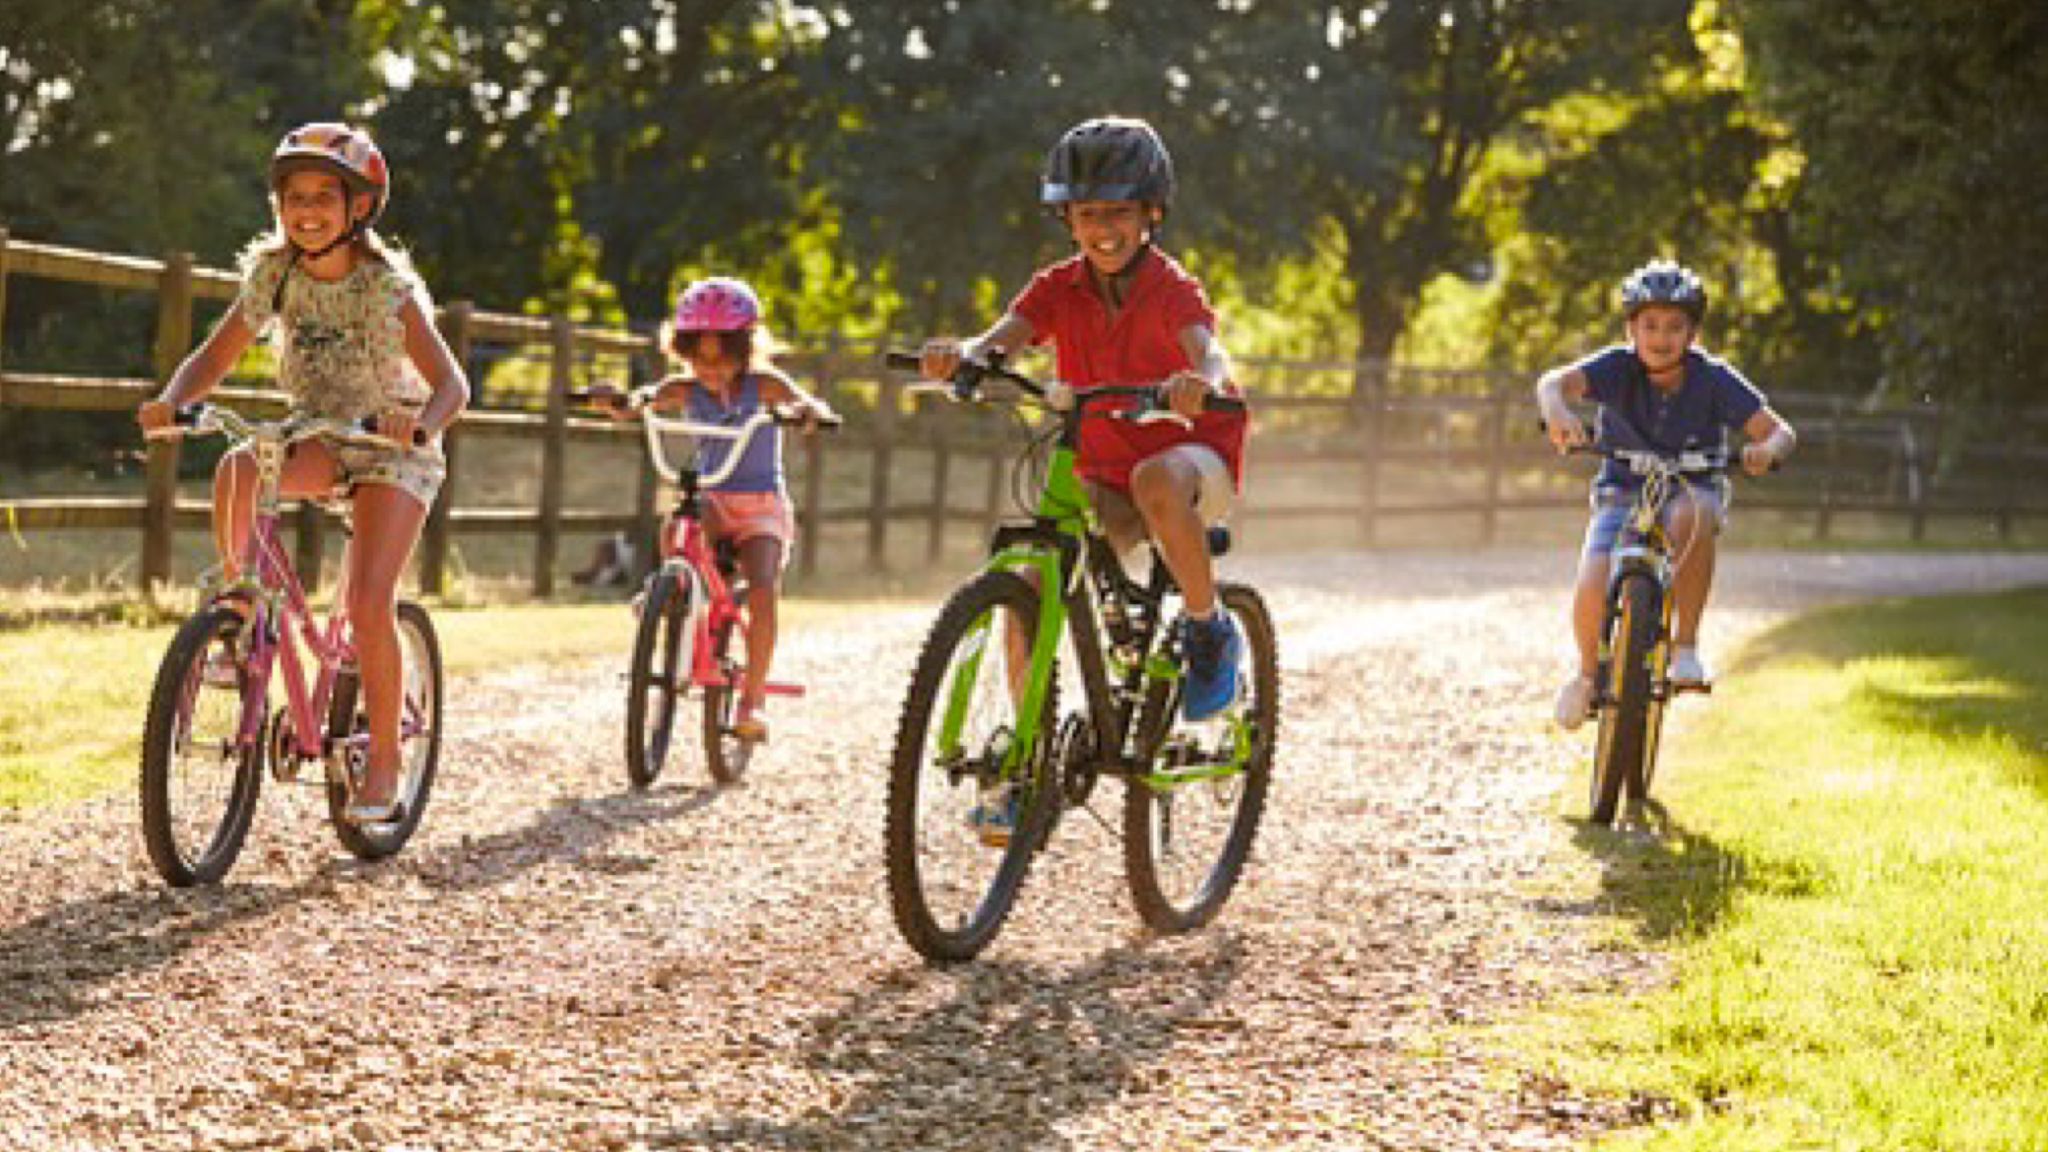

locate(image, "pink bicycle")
(138, 405), (444, 886)
(580, 389), (836, 787)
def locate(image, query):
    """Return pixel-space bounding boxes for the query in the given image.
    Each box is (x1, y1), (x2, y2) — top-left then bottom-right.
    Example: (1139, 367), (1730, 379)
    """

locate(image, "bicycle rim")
(626, 572), (690, 788)
(139, 607), (264, 886)
(1590, 574), (1659, 825)
(884, 570), (1056, 963)
(1125, 583), (1278, 933)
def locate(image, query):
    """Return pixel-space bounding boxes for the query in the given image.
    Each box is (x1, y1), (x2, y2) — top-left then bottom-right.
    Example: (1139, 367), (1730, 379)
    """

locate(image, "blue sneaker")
(1181, 612), (1244, 722)
(967, 782), (1019, 848)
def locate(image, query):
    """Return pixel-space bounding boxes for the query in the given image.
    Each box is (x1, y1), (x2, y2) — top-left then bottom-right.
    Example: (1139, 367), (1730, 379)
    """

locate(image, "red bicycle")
(579, 389), (837, 787)
(138, 406), (443, 885)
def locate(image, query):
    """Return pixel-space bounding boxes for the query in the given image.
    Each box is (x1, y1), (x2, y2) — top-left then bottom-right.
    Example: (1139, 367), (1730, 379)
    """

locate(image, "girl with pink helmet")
(596, 276), (837, 743)
(136, 122), (471, 824)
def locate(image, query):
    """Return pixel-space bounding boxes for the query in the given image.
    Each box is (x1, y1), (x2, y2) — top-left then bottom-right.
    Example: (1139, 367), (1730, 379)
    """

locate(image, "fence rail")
(4, 230), (2046, 598)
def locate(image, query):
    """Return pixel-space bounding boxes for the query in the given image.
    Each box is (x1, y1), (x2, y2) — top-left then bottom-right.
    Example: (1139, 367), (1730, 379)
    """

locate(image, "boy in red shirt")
(921, 116), (1251, 724)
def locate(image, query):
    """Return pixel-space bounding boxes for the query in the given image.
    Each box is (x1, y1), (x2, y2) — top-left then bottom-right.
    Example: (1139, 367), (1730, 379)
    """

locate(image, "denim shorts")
(1581, 479), (1728, 557)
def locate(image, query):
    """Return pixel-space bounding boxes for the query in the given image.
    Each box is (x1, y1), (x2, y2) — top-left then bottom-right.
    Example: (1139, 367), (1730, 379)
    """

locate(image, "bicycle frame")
(1594, 448), (1724, 708)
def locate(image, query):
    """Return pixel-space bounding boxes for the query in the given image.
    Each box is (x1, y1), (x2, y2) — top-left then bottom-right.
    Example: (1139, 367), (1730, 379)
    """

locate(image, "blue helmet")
(1621, 259), (1707, 323)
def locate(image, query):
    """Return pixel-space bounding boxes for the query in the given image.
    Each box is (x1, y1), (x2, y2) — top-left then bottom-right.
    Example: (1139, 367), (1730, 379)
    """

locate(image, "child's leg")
(345, 483), (429, 805)
(1665, 491), (1719, 649)
(1127, 452), (1216, 616)
(1570, 553), (1608, 676)
(736, 535), (784, 706)
(211, 442), (339, 584)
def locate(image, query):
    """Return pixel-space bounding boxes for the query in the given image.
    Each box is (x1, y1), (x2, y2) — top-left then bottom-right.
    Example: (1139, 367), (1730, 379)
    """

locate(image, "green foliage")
(1504, 590), (2048, 1148)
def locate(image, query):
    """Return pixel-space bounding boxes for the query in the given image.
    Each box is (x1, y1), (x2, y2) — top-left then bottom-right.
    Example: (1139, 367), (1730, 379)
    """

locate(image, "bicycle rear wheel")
(1591, 573), (1661, 825)
(139, 605), (266, 886)
(328, 602), (444, 859)
(1124, 582), (1278, 934)
(702, 613), (751, 785)
(885, 570), (1057, 963)
(625, 569), (693, 788)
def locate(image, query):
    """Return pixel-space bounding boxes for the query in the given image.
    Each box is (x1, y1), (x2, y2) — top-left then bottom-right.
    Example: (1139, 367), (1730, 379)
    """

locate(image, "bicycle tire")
(702, 613), (750, 785)
(139, 605), (266, 887)
(1124, 582), (1279, 934)
(328, 601), (444, 859)
(884, 570), (1058, 963)
(1590, 573), (1661, 825)
(625, 570), (691, 789)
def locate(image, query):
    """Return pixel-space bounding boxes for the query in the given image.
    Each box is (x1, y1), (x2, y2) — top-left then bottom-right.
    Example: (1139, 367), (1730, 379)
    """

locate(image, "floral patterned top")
(236, 246), (433, 421)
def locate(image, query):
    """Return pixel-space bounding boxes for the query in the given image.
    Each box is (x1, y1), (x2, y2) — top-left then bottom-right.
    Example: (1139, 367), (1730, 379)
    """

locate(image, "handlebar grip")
(883, 351), (924, 372)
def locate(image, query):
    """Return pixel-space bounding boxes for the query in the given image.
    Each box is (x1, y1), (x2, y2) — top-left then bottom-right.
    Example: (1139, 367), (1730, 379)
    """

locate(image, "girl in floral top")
(137, 123), (470, 824)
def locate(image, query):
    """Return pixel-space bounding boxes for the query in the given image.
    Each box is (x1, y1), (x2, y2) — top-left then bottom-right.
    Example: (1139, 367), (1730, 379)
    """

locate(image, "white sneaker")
(1669, 646), (1711, 686)
(1554, 674), (1596, 731)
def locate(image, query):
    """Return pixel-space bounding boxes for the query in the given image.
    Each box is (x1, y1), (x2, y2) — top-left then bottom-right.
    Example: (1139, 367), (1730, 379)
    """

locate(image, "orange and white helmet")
(270, 122), (390, 226)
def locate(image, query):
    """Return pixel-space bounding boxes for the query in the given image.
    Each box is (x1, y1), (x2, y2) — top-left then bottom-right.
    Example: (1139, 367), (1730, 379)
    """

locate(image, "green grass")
(0, 602), (704, 810)
(1507, 588), (2048, 1150)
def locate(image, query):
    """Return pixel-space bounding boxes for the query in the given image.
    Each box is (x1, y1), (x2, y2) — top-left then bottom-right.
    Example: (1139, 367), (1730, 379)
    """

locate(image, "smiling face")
(1064, 199), (1158, 277)
(276, 167), (370, 255)
(1626, 304), (1698, 377)
(676, 330), (746, 391)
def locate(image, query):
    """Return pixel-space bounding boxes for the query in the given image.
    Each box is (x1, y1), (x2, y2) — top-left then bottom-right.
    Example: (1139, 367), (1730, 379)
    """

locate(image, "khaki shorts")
(1085, 443), (1235, 556)
(327, 441), (447, 510)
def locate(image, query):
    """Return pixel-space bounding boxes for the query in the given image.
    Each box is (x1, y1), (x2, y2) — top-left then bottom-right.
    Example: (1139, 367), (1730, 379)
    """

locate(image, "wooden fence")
(4, 230), (2046, 598)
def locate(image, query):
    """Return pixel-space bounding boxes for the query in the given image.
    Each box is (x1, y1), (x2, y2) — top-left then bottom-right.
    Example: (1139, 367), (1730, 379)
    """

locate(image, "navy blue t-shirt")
(1574, 345), (1765, 490)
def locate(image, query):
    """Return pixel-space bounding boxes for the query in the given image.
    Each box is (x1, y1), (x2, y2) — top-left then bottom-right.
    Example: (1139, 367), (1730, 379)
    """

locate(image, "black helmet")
(1620, 259), (1707, 323)
(1040, 116), (1176, 211)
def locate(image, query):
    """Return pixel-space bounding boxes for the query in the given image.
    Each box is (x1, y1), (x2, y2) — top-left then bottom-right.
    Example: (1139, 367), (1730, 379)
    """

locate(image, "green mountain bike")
(880, 351), (1279, 963)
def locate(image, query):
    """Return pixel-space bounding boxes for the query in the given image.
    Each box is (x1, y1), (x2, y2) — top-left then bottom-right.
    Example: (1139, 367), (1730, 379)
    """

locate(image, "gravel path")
(2, 551), (2044, 1151)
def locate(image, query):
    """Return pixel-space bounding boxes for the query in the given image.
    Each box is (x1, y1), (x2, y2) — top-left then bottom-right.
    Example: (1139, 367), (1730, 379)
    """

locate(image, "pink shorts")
(704, 490), (796, 549)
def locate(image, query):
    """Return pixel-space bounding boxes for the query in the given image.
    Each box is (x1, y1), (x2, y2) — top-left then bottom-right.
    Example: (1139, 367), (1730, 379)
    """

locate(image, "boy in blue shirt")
(1535, 260), (1797, 729)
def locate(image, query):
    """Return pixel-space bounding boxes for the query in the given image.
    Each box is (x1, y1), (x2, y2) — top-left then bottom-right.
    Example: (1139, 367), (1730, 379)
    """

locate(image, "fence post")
(927, 404), (951, 564)
(1909, 408), (1932, 543)
(1480, 384), (1508, 546)
(420, 301), (472, 596)
(630, 336), (661, 584)
(869, 370), (897, 571)
(799, 337), (838, 582)
(0, 229), (10, 375)
(1815, 397), (1843, 541)
(144, 251), (194, 595)
(1353, 358), (1384, 547)
(535, 315), (572, 596)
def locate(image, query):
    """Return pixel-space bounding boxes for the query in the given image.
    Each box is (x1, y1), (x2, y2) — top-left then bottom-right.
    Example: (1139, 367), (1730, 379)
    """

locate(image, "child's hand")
(1542, 408), (1590, 452)
(136, 399), (175, 434)
(582, 384), (634, 419)
(1740, 442), (1777, 476)
(919, 338), (967, 382)
(1162, 371), (1210, 419)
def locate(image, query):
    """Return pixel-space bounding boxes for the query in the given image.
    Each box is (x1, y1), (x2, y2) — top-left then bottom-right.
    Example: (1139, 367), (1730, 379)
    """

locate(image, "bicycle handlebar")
(882, 349), (1246, 426)
(143, 404), (425, 450)
(570, 388), (840, 488)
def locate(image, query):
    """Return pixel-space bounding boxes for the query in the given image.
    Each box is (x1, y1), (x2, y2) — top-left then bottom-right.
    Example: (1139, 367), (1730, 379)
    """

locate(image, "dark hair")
(671, 327), (753, 366)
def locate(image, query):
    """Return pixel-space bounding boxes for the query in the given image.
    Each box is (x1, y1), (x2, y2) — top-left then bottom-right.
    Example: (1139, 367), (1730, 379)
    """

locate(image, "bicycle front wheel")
(884, 570), (1057, 963)
(328, 601), (444, 859)
(140, 605), (266, 886)
(1124, 582), (1279, 934)
(1590, 572), (1661, 825)
(625, 570), (692, 789)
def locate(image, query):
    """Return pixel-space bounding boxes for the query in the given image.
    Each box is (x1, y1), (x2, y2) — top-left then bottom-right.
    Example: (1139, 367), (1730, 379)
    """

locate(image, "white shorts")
(1085, 444), (1236, 555)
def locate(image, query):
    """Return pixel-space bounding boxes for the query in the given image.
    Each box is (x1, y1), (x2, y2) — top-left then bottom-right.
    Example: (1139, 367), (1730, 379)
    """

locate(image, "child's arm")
(1535, 365), (1592, 450)
(1166, 323), (1236, 417)
(1740, 406), (1796, 476)
(919, 312), (1035, 381)
(135, 303), (258, 432)
(758, 371), (839, 428)
(395, 295), (471, 445)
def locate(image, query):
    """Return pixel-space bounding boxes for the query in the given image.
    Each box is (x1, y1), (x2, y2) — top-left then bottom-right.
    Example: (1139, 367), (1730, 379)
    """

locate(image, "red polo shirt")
(1009, 248), (1248, 491)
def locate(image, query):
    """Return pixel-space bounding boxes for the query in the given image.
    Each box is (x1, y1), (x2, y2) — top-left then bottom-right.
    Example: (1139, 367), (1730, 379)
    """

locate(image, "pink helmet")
(271, 122), (390, 225)
(673, 277), (762, 333)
